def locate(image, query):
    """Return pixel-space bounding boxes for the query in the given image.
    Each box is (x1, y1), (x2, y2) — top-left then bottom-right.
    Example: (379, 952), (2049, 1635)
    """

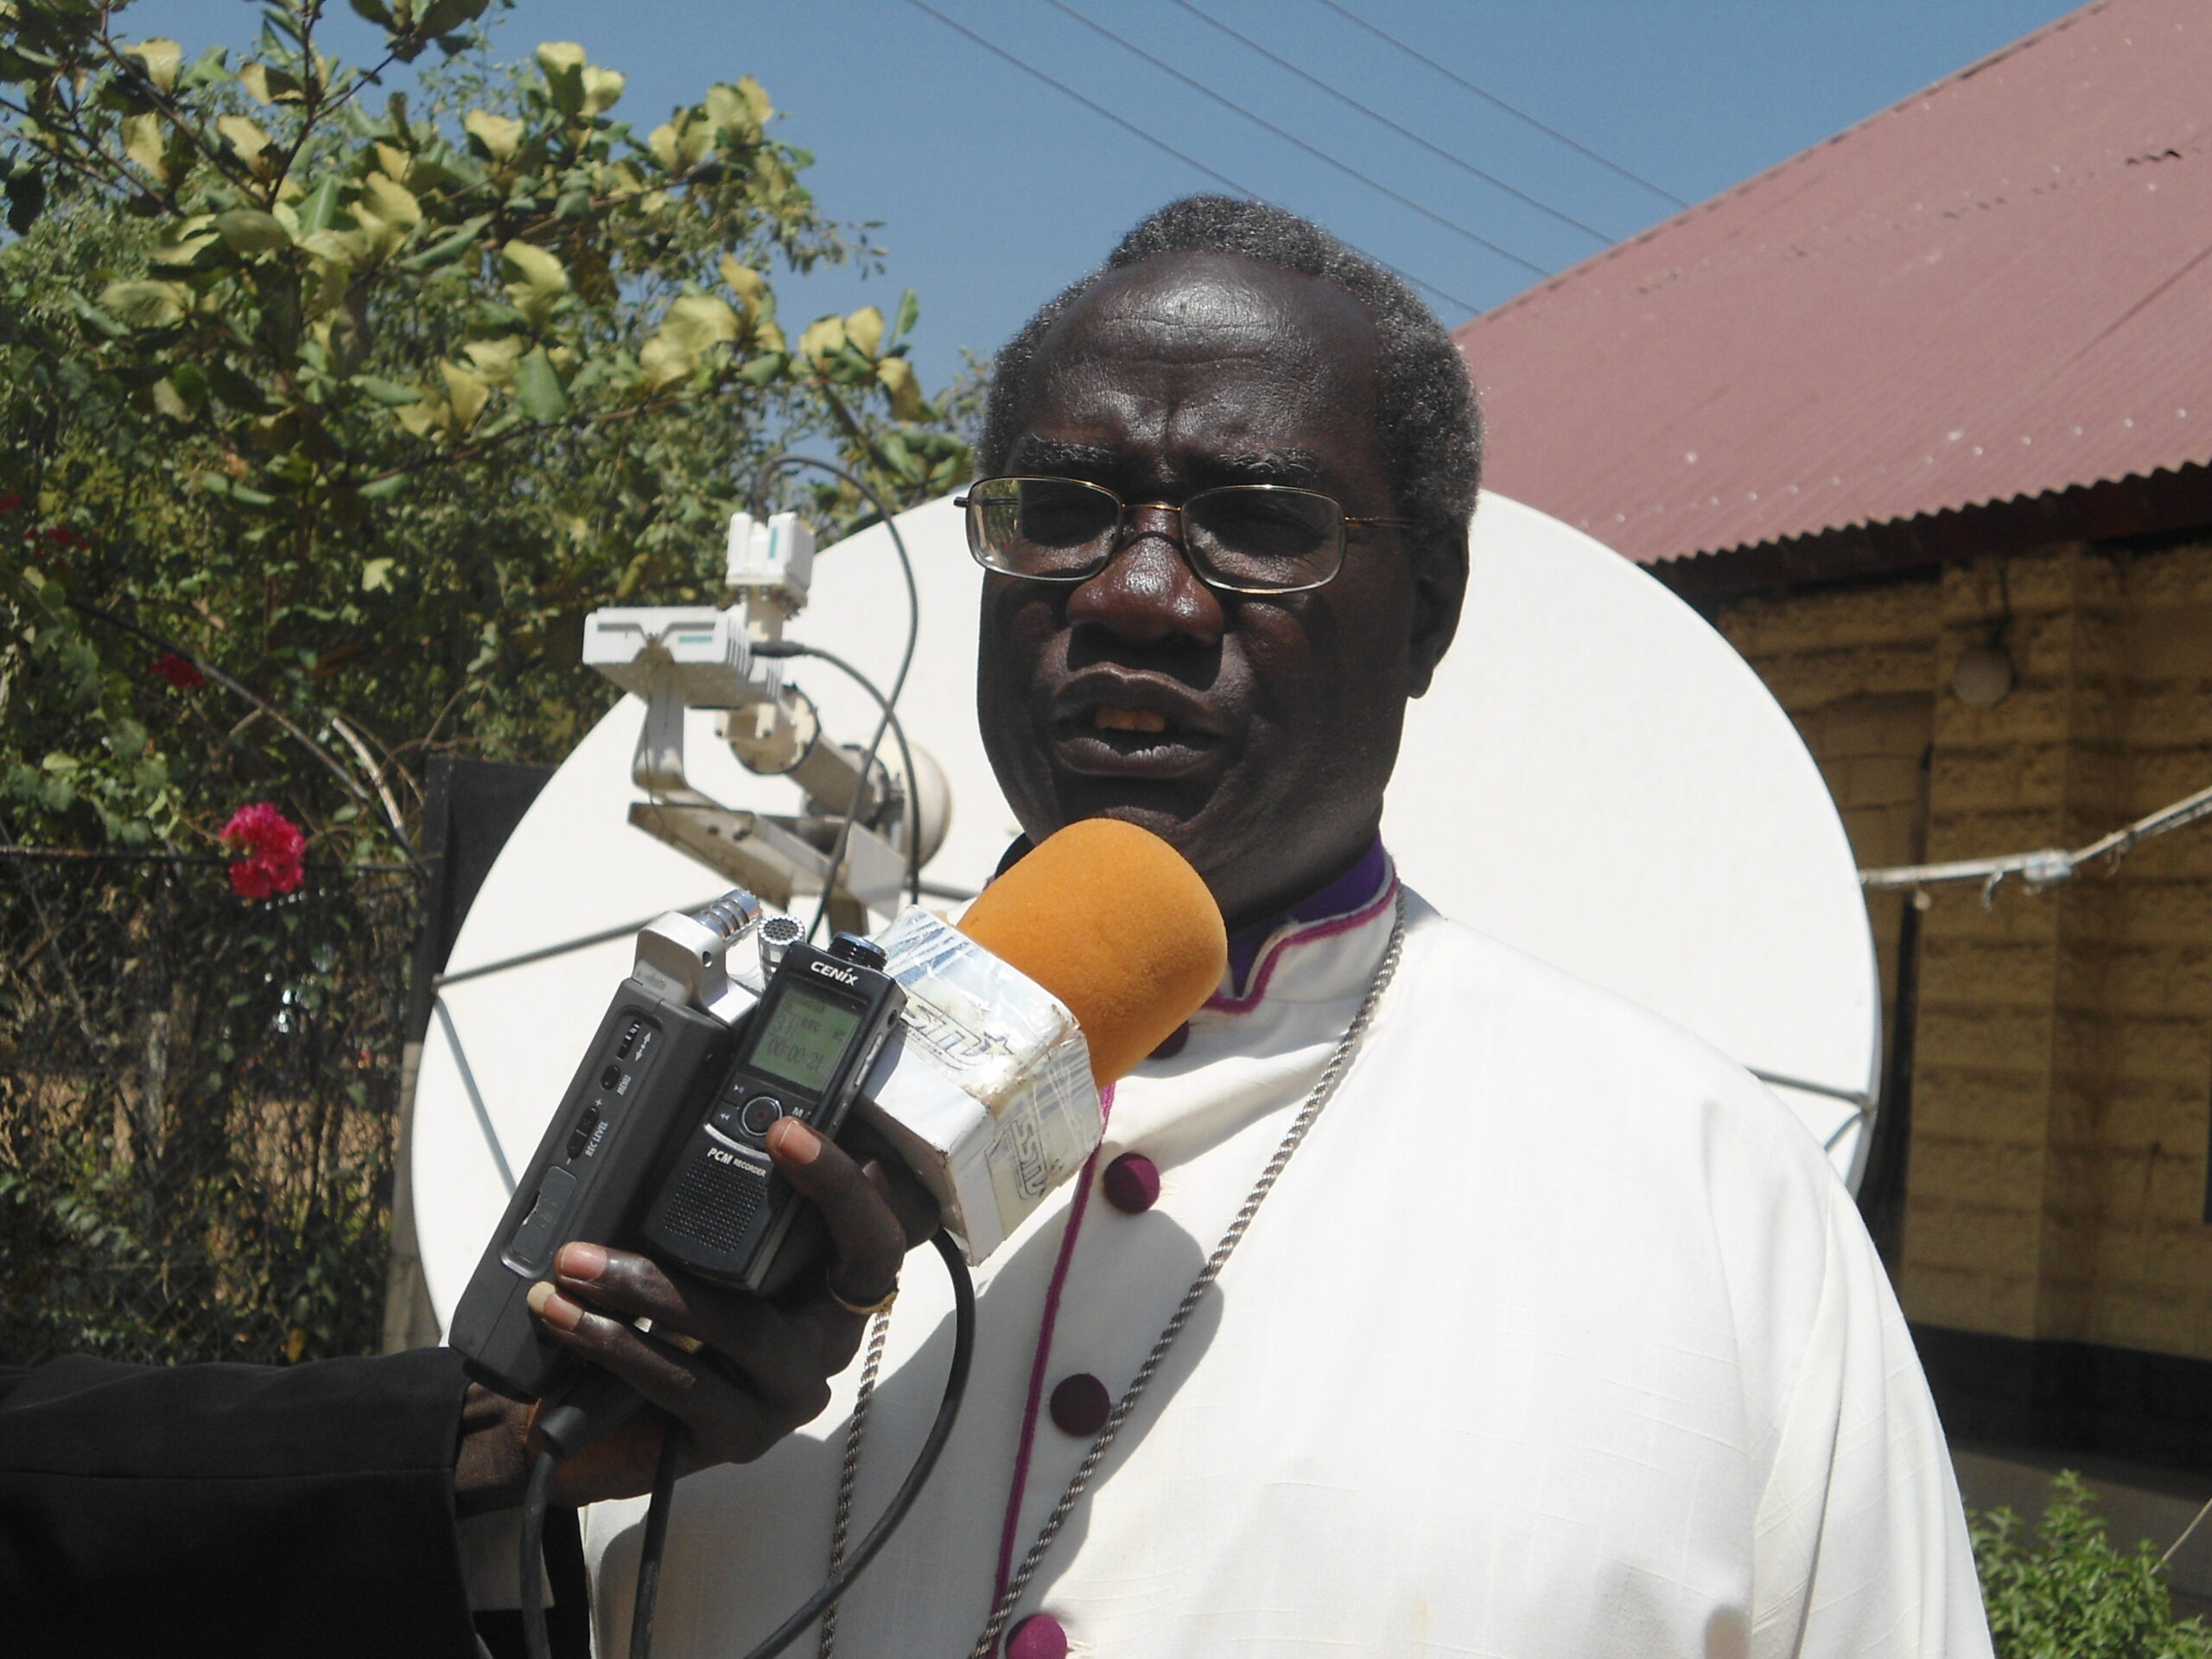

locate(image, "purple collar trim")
(1224, 836), (1390, 992)
(1205, 836), (1395, 1015)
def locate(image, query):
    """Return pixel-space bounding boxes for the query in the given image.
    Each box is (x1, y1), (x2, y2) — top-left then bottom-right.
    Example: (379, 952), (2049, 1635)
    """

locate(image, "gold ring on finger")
(827, 1281), (899, 1317)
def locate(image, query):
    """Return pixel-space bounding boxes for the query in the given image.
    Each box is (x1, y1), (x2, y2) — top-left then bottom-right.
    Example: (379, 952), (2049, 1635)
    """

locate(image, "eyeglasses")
(955, 474), (1414, 596)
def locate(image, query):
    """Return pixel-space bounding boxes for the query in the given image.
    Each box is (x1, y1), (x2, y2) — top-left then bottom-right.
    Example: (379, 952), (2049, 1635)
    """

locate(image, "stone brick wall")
(1708, 538), (2212, 1363)
(1714, 571), (1940, 1220)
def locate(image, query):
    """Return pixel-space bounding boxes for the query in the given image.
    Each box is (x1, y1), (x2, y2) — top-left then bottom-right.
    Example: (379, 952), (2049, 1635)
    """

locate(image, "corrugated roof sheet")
(1456, 0), (2212, 567)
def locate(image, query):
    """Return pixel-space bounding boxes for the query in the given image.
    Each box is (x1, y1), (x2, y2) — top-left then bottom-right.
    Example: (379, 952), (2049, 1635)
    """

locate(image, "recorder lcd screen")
(748, 984), (863, 1094)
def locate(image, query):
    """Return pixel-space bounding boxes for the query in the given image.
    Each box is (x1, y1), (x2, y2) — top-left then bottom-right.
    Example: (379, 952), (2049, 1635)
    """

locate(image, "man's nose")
(1065, 503), (1226, 646)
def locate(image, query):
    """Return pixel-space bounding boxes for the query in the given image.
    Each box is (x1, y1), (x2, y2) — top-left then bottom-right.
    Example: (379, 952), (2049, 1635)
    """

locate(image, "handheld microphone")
(849, 818), (1227, 1262)
(959, 817), (1229, 1086)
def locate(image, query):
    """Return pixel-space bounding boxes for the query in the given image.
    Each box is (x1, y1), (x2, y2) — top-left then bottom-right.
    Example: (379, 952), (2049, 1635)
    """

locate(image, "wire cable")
(907, 0), (1258, 194)
(902, 0), (1483, 317)
(1046, 0), (1549, 280)
(752, 640), (925, 917)
(1313, 0), (1689, 208)
(432, 993), (517, 1195)
(1859, 774), (2212, 902)
(629, 1425), (685, 1659)
(741, 1230), (976, 1659)
(1172, 0), (1615, 245)
(748, 456), (922, 941)
(519, 1447), (560, 1659)
(517, 1230), (978, 1659)
(432, 899), (728, 990)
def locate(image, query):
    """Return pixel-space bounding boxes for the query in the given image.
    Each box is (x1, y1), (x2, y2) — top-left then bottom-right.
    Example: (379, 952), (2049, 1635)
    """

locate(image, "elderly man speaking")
(576, 197), (1993, 1658)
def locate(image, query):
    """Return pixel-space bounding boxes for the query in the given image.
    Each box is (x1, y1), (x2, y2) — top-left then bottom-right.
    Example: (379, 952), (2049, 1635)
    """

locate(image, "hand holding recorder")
(448, 818), (1225, 1510)
(454, 1114), (931, 1512)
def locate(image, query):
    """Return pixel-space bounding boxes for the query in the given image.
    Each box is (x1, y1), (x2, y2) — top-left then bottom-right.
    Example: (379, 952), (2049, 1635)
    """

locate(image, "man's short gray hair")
(978, 195), (1484, 567)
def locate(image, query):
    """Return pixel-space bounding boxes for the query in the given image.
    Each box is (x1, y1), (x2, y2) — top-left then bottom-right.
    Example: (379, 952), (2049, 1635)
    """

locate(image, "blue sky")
(128, 0), (2078, 395)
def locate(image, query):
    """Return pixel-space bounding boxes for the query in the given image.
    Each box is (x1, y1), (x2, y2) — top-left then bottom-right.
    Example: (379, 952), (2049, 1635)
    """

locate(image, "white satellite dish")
(409, 491), (1878, 1327)
(1389, 493), (1878, 1183)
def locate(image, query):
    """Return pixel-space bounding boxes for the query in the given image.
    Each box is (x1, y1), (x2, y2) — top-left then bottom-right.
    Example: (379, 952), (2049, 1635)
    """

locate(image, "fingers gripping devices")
(448, 893), (902, 1401)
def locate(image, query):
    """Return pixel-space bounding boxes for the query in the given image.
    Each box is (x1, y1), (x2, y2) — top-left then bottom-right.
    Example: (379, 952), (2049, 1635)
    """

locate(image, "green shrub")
(1971, 1471), (2212, 1659)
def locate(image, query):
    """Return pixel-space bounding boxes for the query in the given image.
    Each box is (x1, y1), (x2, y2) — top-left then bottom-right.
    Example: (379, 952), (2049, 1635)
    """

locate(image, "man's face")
(976, 251), (1452, 930)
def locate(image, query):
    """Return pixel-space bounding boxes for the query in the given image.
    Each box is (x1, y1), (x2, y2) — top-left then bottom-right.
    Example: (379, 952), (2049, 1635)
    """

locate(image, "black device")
(447, 989), (734, 1401)
(448, 892), (909, 1402)
(447, 891), (754, 1403)
(642, 934), (904, 1293)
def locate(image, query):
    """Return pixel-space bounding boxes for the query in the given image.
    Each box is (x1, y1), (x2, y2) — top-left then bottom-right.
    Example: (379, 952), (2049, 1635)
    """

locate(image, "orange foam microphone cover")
(957, 818), (1227, 1087)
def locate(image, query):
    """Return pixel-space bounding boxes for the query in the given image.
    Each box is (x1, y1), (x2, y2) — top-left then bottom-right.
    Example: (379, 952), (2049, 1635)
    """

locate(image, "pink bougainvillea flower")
(150, 652), (205, 691)
(219, 803), (306, 899)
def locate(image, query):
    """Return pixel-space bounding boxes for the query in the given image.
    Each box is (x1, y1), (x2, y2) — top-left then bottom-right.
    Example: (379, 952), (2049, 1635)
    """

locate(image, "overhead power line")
(1314, 0), (1690, 210)
(1046, 0), (1548, 281)
(903, 0), (1484, 316)
(1173, 0), (1613, 246)
(906, 0), (1251, 194)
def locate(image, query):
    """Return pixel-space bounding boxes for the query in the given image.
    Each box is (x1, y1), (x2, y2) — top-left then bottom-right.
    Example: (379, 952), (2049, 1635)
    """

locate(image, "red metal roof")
(1457, 0), (2212, 569)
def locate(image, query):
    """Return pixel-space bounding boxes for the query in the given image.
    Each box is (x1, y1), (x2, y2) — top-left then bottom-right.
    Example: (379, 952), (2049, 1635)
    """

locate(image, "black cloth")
(0, 1347), (496, 1658)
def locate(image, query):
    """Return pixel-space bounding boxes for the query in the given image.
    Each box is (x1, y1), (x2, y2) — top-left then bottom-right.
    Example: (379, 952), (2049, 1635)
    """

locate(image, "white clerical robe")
(585, 874), (1992, 1657)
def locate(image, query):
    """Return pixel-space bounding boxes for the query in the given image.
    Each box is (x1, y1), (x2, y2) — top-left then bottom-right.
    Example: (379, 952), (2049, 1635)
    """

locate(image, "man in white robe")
(567, 197), (1994, 1656)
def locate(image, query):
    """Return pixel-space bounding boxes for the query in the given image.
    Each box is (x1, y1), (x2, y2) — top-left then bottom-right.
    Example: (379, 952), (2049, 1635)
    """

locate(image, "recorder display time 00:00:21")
(747, 985), (863, 1096)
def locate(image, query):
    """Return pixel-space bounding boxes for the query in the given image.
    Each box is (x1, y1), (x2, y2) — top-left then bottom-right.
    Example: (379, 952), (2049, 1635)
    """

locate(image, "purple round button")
(1006, 1613), (1068, 1659)
(1102, 1151), (1161, 1214)
(1049, 1372), (1112, 1437)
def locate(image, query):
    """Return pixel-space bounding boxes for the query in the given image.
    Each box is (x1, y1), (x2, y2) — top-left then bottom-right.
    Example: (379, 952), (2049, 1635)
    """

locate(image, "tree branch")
(63, 597), (424, 868)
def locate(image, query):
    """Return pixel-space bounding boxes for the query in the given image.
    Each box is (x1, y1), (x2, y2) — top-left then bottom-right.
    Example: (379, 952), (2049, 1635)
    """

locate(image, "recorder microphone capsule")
(693, 890), (764, 943)
(758, 913), (805, 971)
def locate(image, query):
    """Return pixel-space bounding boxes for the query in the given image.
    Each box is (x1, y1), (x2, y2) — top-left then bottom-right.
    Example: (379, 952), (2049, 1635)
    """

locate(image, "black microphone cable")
(625, 1423), (683, 1656)
(518, 1228), (976, 1659)
(750, 639), (924, 912)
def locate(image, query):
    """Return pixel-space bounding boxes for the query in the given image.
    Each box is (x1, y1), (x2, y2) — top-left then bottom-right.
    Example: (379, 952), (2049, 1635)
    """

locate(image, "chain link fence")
(0, 853), (417, 1368)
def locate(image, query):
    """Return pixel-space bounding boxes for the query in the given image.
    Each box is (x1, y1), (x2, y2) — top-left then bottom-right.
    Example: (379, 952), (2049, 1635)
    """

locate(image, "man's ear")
(1405, 531), (1466, 698)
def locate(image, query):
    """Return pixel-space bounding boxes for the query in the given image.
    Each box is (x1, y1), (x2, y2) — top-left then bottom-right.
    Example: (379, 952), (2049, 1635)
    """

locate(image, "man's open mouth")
(1051, 704), (1226, 775)
(1093, 704), (1168, 734)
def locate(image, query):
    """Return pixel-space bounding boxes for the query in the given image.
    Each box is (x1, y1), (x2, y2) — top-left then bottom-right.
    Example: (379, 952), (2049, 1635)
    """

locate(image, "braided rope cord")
(818, 1309), (895, 1659)
(967, 888), (1408, 1659)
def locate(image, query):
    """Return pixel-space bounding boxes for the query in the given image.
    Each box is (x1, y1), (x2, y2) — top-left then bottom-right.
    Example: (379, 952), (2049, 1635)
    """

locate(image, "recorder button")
(828, 932), (887, 970)
(1006, 1615), (1068, 1659)
(740, 1095), (784, 1137)
(711, 1101), (747, 1138)
(505, 1166), (579, 1274)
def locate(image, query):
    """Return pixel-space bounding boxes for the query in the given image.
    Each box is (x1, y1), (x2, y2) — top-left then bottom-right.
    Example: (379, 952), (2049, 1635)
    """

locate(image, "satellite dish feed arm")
(633, 664), (712, 805)
(580, 516), (918, 914)
(582, 607), (769, 806)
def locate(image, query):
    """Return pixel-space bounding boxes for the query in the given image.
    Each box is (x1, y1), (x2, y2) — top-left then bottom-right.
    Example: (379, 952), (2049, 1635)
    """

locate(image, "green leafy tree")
(0, 0), (969, 858)
(0, 1), (973, 1368)
(1972, 1471), (2212, 1659)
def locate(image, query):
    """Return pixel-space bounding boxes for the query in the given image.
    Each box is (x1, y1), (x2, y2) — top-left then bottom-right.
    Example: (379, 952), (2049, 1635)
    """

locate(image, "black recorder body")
(448, 891), (905, 1402)
(640, 928), (903, 1287)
